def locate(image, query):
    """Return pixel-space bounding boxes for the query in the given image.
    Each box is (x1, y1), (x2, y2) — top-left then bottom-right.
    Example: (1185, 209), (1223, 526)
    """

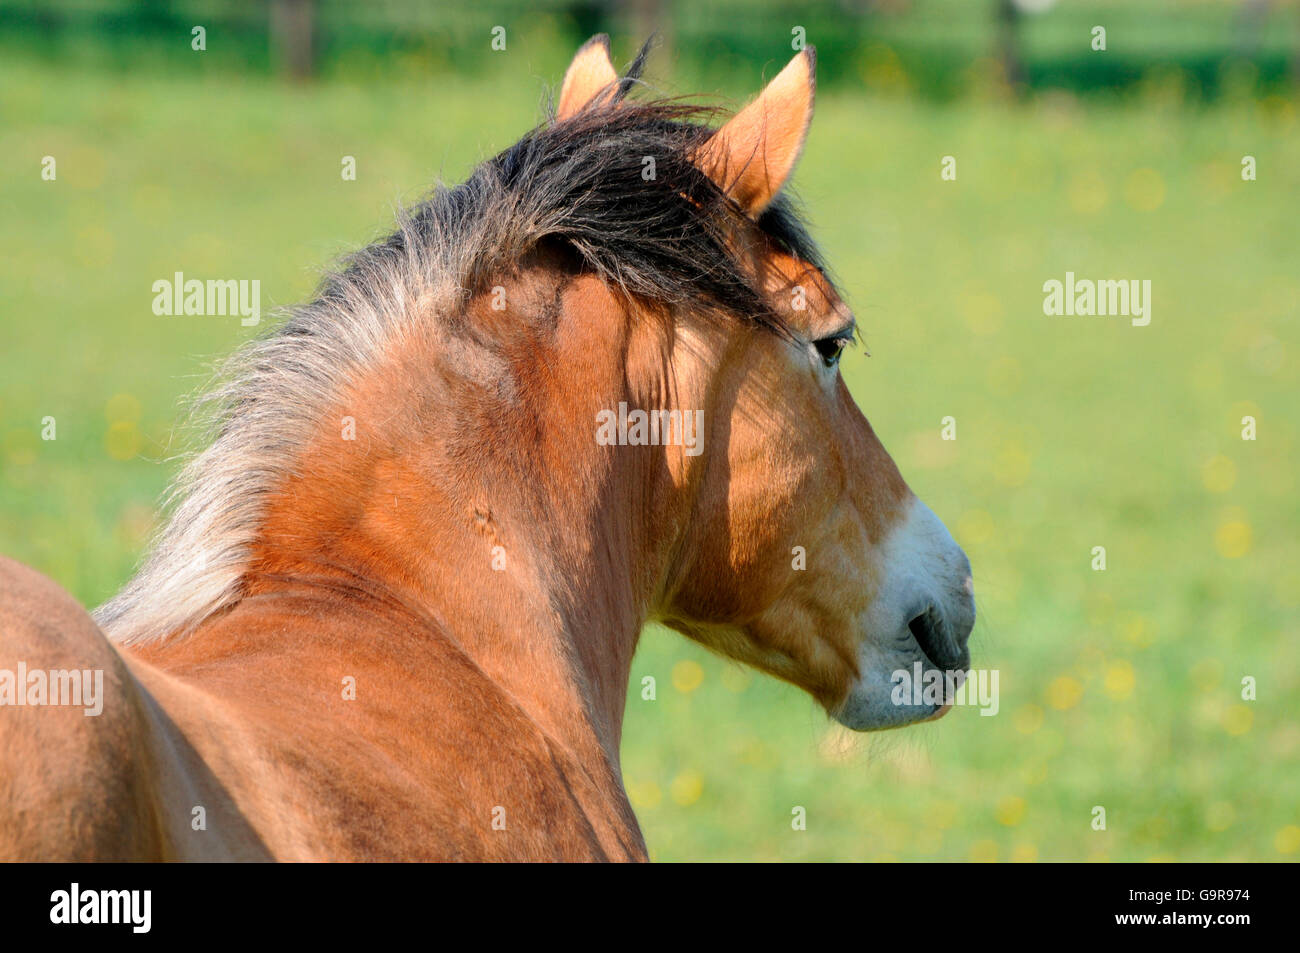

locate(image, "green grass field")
(1, 52), (1297, 861)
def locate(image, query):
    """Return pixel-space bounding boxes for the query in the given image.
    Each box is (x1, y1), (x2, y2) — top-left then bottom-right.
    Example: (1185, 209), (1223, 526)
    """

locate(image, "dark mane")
(324, 96), (829, 338)
(97, 75), (832, 647)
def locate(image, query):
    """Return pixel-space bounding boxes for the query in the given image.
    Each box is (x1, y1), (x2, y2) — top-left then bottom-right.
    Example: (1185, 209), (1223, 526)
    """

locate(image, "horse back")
(125, 591), (648, 861)
(0, 555), (169, 860)
(0, 559), (645, 860)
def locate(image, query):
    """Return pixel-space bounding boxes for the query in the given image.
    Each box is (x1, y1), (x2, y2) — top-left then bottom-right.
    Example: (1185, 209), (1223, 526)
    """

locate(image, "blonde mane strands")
(97, 88), (829, 646)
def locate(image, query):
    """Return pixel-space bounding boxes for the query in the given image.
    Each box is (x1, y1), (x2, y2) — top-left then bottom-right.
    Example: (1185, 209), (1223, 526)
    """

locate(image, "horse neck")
(221, 272), (694, 774)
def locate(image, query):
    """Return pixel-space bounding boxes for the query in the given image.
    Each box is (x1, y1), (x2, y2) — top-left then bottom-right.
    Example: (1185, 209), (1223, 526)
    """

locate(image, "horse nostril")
(907, 610), (929, 641)
(907, 605), (969, 670)
(908, 607), (947, 668)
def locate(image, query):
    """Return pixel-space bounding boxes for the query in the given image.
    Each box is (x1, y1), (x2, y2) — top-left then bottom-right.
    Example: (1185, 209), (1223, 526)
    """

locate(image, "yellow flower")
(627, 780), (661, 809)
(672, 659), (704, 694)
(1275, 825), (1300, 855)
(1222, 704), (1253, 736)
(105, 420), (142, 461)
(1047, 675), (1083, 710)
(1010, 843), (1039, 863)
(670, 771), (703, 806)
(996, 796), (1027, 827)
(1215, 519), (1251, 559)
(1103, 660), (1136, 700)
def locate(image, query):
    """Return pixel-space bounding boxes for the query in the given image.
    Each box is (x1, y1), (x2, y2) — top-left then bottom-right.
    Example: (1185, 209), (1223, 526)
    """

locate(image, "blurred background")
(1, 0), (1297, 861)
(6, 0), (1300, 98)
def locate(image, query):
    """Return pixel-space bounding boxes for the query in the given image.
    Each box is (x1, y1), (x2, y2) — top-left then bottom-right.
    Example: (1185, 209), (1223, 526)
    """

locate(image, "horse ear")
(694, 48), (816, 216)
(557, 34), (619, 121)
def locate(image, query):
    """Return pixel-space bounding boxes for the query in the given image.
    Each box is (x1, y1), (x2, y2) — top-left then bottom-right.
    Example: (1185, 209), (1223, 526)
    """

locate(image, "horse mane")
(95, 80), (830, 647)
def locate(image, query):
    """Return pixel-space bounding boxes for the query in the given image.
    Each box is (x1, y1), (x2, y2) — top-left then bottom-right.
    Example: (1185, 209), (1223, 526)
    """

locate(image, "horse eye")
(813, 335), (849, 368)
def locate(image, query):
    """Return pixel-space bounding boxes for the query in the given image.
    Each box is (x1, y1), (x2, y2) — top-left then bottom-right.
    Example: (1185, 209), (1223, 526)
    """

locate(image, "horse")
(0, 37), (975, 861)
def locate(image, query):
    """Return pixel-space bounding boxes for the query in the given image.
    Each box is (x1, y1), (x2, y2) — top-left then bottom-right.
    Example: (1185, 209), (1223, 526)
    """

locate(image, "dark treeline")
(2, 0), (1298, 100)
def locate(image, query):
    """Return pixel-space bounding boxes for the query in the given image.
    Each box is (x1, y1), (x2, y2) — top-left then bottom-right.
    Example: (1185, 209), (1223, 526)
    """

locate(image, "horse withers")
(0, 37), (974, 861)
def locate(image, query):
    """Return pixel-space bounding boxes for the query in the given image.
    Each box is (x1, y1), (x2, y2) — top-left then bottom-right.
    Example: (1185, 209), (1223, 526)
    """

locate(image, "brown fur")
(1, 43), (923, 861)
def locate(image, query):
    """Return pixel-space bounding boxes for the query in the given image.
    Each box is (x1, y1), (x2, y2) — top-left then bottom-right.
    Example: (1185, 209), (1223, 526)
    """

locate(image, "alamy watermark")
(0, 662), (104, 716)
(50, 883), (150, 933)
(152, 272), (260, 326)
(1042, 271), (1151, 326)
(595, 402), (704, 457)
(891, 663), (999, 716)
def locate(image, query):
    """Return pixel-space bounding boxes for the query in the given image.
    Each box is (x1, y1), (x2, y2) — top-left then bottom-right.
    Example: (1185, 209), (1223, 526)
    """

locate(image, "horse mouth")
(923, 703), (955, 722)
(907, 607), (968, 672)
